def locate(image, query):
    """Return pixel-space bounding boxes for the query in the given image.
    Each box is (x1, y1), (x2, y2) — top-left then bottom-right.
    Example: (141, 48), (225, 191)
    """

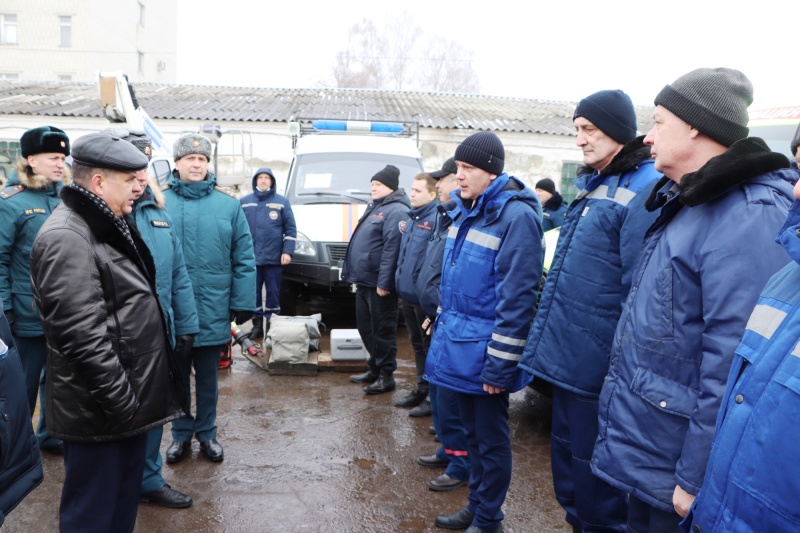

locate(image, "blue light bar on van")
(312, 120), (405, 133)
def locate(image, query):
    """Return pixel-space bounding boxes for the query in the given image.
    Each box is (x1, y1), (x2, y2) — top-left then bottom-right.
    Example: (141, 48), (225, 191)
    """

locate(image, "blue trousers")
(60, 433), (147, 533)
(171, 344), (223, 442)
(140, 427), (166, 493)
(551, 386), (628, 533)
(255, 264), (282, 318)
(430, 384), (470, 481)
(627, 496), (683, 533)
(458, 391), (512, 530)
(14, 335), (60, 448)
(354, 285), (398, 376)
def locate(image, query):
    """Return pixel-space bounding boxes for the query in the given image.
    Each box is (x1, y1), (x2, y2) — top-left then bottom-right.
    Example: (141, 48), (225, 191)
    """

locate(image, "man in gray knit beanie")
(654, 67), (752, 148)
(592, 67), (795, 533)
(644, 68), (760, 184)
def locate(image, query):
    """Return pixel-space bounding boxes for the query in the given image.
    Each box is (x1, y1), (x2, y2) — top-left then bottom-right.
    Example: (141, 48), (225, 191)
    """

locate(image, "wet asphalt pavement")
(7, 309), (566, 533)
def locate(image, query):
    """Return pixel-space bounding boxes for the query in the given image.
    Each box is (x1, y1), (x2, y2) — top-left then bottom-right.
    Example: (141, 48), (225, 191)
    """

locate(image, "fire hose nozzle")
(231, 324), (260, 356)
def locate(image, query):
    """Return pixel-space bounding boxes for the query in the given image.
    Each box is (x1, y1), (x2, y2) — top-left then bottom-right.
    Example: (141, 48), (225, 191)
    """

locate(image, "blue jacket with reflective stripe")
(519, 140), (661, 397)
(240, 168), (297, 265)
(395, 200), (439, 304)
(592, 139), (795, 512)
(425, 174), (542, 394)
(684, 200), (800, 532)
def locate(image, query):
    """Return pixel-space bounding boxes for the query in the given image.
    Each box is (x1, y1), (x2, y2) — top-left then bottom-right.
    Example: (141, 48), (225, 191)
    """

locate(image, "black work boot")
(409, 398), (432, 417)
(363, 375), (396, 395)
(350, 369), (379, 383)
(249, 318), (264, 340)
(394, 388), (427, 407)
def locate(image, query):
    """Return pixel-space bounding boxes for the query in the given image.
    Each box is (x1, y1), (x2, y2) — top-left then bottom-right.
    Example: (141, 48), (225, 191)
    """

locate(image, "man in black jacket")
(30, 132), (185, 533)
(342, 164), (410, 395)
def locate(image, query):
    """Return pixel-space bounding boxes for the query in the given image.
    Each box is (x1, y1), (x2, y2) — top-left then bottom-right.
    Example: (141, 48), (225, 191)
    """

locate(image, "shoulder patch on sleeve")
(0, 185), (25, 199)
(214, 186), (237, 198)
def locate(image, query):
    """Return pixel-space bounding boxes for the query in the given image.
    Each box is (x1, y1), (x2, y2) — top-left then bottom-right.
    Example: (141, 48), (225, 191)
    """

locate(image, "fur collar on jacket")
(645, 137), (790, 210)
(142, 177), (166, 208)
(577, 136), (652, 178)
(13, 159), (71, 190)
(59, 185), (157, 283)
(543, 191), (564, 211)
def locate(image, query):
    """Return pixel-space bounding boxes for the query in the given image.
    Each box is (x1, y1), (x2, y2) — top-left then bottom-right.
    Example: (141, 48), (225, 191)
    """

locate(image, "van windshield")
(287, 152), (421, 204)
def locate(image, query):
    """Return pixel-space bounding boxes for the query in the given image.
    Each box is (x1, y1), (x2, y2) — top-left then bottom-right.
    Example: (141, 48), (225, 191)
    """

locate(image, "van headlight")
(293, 232), (317, 257)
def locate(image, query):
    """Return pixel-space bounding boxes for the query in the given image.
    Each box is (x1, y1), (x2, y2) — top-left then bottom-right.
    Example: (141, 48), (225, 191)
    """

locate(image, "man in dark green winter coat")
(162, 133), (256, 465)
(0, 126), (69, 455)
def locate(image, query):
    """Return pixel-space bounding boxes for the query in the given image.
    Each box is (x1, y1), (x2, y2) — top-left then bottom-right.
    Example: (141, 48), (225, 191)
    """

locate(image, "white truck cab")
(147, 154), (175, 187)
(280, 119), (424, 312)
(747, 106), (800, 158)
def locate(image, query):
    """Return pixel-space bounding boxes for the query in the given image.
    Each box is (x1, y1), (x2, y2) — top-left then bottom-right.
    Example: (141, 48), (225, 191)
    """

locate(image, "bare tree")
(331, 14), (479, 93)
(332, 18), (386, 89)
(419, 37), (480, 94)
(383, 12), (422, 90)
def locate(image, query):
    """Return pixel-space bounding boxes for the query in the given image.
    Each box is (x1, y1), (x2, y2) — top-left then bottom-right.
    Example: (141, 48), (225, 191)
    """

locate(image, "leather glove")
(174, 334), (195, 359)
(4, 310), (15, 330)
(231, 310), (253, 325)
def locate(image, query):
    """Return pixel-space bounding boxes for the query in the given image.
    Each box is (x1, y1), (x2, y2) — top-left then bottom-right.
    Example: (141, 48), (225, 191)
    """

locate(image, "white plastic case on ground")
(330, 329), (367, 361)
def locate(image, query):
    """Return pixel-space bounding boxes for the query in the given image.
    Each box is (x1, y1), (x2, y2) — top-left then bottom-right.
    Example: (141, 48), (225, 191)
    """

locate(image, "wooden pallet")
(266, 351), (319, 376)
(317, 352), (368, 373)
(256, 348), (367, 376)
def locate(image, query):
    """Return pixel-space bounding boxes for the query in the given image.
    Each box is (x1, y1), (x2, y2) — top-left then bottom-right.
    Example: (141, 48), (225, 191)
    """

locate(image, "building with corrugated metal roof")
(0, 80), (655, 198)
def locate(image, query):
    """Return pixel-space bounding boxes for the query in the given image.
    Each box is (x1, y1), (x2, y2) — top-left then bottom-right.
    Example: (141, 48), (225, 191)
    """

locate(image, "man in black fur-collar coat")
(29, 132), (184, 533)
(592, 68), (797, 533)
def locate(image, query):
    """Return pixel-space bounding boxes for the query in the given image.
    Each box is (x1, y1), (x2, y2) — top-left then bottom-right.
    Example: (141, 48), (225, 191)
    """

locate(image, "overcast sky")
(176, 0), (797, 110)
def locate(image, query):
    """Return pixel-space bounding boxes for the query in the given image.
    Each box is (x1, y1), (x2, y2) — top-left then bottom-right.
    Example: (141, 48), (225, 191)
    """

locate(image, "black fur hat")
(21, 126), (70, 157)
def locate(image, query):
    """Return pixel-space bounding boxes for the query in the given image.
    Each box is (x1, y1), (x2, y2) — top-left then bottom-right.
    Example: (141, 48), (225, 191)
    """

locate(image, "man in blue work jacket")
(426, 131), (542, 533)
(240, 167), (296, 339)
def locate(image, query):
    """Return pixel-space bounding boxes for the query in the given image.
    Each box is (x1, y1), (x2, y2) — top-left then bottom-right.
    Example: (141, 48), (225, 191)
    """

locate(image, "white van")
(747, 106), (800, 158)
(280, 119), (424, 313)
(148, 153), (174, 187)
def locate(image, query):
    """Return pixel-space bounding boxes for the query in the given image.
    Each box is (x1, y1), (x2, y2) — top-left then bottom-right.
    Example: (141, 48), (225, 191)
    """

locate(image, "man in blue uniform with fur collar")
(593, 68), (795, 533)
(519, 90), (661, 533)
